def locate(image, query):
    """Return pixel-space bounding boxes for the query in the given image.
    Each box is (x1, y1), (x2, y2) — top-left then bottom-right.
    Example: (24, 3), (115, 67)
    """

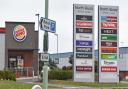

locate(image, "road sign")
(41, 53), (49, 62)
(40, 17), (56, 33)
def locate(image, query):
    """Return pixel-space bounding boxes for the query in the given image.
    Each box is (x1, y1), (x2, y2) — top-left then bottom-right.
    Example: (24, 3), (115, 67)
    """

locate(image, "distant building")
(50, 47), (128, 80)
(50, 52), (73, 68)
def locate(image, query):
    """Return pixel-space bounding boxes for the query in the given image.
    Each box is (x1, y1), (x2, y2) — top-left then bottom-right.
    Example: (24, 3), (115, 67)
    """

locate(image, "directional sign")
(40, 17), (56, 33)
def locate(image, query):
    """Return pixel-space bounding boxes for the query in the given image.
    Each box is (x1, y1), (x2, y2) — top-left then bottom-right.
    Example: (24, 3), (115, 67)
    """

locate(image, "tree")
(69, 54), (73, 65)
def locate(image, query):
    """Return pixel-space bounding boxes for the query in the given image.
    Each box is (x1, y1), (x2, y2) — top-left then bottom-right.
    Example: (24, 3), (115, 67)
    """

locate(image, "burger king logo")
(13, 25), (27, 42)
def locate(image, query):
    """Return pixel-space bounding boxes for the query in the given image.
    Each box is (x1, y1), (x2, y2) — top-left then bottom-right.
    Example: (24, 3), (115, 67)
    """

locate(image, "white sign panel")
(76, 34), (93, 40)
(41, 53), (49, 62)
(73, 4), (94, 82)
(98, 5), (119, 83)
(76, 59), (93, 66)
(101, 60), (117, 66)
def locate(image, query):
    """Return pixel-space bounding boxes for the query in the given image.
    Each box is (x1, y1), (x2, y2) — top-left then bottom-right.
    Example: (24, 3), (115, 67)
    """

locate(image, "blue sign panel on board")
(76, 40), (92, 46)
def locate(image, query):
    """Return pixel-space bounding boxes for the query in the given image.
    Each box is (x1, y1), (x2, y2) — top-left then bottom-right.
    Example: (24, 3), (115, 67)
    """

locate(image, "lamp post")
(35, 13), (40, 78)
(54, 33), (58, 54)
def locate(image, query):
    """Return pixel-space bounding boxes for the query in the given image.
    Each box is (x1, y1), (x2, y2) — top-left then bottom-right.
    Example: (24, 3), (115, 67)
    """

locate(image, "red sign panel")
(76, 21), (93, 28)
(101, 41), (117, 47)
(101, 48), (117, 53)
(101, 66), (117, 72)
(101, 22), (117, 29)
(106, 16), (117, 22)
(76, 66), (92, 72)
(0, 28), (5, 33)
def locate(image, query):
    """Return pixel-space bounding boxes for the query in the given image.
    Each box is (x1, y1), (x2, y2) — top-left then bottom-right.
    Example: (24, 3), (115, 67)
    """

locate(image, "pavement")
(16, 77), (128, 89)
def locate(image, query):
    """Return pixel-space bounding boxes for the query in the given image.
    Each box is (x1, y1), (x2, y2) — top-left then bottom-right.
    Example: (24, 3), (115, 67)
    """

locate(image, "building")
(0, 28), (5, 70)
(50, 52), (72, 68)
(0, 22), (39, 78)
(119, 47), (128, 80)
(50, 47), (128, 80)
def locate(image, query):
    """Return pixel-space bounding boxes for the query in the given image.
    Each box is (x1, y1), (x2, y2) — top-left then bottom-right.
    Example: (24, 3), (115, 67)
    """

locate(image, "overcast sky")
(0, 0), (127, 53)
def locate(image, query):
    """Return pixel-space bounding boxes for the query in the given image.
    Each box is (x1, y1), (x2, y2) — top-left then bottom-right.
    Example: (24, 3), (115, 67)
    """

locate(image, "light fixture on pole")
(54, 33), (58, 54)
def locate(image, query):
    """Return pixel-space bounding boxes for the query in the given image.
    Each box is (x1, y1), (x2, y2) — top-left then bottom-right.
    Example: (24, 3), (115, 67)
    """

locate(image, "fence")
(14, 67), (34, 78)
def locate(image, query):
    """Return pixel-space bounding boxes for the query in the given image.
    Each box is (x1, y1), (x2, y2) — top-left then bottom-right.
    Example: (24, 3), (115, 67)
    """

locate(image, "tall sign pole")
(43, 0), (49, 89)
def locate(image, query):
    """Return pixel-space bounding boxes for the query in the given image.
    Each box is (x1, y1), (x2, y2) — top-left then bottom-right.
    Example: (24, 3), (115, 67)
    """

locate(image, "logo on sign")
(76, 47), (92, 52)
(76, 66), (92, 72)
(13, 25), (27, 42)
(101, 54), (117, 59)
(76, 53), (92, 58)
(76, 40), (92, 46)
(101, 35), (117, 40)
(101, 29), (117, 34)
(76, 15), (92, 21)
(101, 41), (117, 47)
(101, 60), (117, 66)
(76, 28), (92, 33)
(76, 59), (93, 66)
(101, 66), (117, 72)
(76, 21), (93, 28)
(76, 34), (92, 40)
(101, 22), (117, 29)
(101, 47), (117, 53)
(101, 16), (117, 22)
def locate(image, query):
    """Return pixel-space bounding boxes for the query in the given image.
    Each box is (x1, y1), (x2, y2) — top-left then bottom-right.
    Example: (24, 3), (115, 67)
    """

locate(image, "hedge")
(0, 70), (16, 81)
(48, 69), (72, 80)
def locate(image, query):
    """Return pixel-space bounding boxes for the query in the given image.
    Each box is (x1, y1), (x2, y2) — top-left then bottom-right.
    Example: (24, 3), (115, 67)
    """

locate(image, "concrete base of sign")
(99, 73), (119, 83)
(74, 72), (94, 82)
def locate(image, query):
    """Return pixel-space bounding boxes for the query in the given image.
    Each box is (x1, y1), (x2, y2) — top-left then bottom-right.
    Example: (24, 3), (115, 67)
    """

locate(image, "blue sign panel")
(76, 40), (92, 46)
(101, 16), (107, 21)
(50, 21), (56, 33)
(40, 17), (56, 33)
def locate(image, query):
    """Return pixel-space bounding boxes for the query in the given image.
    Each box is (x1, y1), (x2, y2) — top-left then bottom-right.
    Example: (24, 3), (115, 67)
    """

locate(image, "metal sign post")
(43, 0), (49, 89)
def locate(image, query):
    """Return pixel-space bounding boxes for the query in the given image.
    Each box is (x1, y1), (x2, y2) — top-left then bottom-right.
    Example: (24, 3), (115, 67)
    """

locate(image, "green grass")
(0, 80), (33, 89)
(0, 80), (61, 89)
(49, 80), (128, 88)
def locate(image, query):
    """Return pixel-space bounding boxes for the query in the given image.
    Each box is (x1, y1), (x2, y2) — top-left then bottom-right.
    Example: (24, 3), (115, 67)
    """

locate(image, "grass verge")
(49, 80), (128, 88)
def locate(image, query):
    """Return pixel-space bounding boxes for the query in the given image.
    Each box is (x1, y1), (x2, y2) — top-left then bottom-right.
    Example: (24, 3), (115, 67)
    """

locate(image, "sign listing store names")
(73, 4), (94, 82)
(98, 5), (119, 83)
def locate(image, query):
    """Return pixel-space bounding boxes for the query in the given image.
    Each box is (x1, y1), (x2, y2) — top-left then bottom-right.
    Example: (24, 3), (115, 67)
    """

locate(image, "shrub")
(48, 69), (72, 80)
(0, 70), (16, 81)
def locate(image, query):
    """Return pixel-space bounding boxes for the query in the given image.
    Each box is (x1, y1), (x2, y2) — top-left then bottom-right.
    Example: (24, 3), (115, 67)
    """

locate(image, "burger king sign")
(13, 25), (27, 42)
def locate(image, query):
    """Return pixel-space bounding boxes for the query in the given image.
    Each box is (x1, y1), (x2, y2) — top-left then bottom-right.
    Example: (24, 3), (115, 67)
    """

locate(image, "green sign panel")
(101, 35), (117, 40)
(101, 54), (117, 59)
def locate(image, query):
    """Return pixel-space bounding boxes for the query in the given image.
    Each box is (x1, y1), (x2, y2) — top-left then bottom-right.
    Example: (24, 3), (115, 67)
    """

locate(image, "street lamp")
(35, 13), (40, 78)
(54, 33), (58, 54)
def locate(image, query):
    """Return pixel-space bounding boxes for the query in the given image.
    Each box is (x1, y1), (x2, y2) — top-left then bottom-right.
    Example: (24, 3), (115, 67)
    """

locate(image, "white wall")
(119, 53), (128, 71)
(0, 34), (5, 70)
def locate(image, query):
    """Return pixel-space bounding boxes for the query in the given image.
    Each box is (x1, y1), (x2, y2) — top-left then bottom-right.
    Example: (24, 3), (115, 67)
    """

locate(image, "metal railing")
(13, 67), (34, 78)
